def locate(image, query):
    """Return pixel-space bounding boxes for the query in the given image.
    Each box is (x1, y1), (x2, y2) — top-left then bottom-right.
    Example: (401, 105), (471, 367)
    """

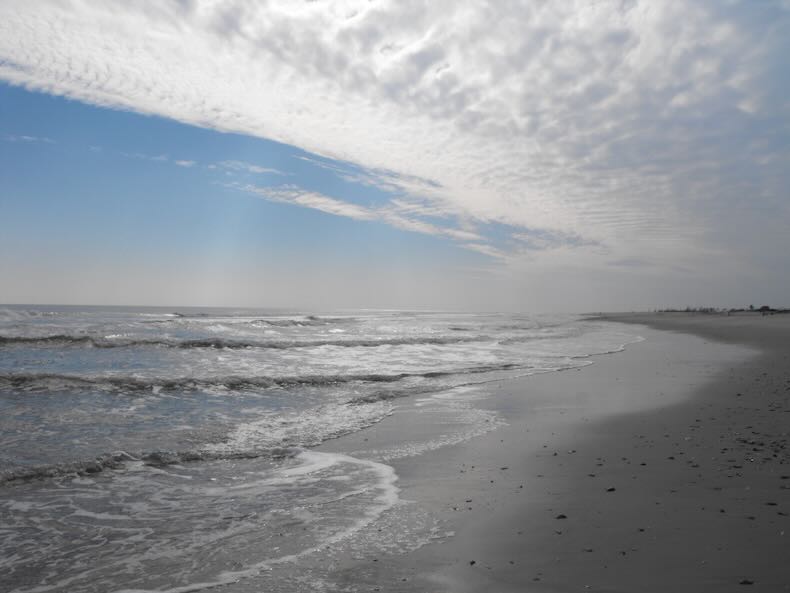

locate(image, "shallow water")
(0, 306), (641, 592)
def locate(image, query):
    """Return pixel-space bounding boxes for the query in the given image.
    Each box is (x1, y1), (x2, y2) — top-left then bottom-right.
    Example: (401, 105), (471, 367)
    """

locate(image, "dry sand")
(317, 313), (790, 592)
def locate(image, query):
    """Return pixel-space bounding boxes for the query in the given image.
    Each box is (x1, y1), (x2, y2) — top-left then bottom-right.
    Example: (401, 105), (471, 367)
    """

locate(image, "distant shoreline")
(593, 310), (790, 349)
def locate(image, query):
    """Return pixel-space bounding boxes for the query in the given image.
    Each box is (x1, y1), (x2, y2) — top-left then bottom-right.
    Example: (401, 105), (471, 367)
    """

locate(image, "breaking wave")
(0, 446), (306, 485)
(0, 363), (523, 394)
(170, 313), (354, 326)
(0, 334), (486, 350)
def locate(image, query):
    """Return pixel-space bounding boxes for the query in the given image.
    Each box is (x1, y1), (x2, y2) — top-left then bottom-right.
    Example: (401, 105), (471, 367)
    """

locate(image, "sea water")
(0, 306), (641, 592)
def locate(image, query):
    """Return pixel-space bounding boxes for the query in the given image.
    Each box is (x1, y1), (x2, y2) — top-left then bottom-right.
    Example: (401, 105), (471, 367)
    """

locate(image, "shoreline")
(310, 314), (790, 592)
(594, 311), (790, 349)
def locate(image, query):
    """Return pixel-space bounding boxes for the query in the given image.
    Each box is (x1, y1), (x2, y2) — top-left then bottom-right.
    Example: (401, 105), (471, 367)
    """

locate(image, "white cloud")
(4, 134), (55, 144)
(0, 1), (787, 277)
(239, 183), (485, 245)
(460, 243), (509, 261)
(512, 229), (599, 252)
(120, 152), (199, 168)
(121, 151), (169, 163)
(246, 184), (374, 221)
(218, 160), (285, 175)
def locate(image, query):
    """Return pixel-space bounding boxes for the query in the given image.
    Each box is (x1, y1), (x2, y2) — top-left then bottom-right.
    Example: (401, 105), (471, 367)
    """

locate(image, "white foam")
(202, 400), (394, 456)
(109, 450), (399, 593)
(355, 385), (507, 462)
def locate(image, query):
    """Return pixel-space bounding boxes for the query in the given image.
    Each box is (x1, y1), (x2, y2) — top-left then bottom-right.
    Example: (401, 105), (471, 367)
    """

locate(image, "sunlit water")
(0, 306), (641, 592)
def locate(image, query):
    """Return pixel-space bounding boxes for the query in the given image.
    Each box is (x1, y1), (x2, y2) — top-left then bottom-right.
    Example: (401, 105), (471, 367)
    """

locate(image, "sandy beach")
(314, 313), (790, 592)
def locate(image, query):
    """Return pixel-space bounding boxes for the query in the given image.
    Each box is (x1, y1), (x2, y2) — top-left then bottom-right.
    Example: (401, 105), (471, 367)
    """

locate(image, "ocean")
(0, 306), (641, 592)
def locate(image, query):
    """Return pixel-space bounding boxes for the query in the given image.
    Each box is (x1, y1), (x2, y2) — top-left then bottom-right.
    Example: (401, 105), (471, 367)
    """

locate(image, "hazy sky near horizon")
(1, 0), (788, 312)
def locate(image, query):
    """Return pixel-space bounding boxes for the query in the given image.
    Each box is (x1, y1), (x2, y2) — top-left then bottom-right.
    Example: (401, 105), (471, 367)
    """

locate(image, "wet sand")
(317, 313), (790, 592)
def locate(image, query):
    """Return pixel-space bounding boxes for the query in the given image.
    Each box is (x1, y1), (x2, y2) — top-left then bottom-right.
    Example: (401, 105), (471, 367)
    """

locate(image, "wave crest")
(0, 333), (486, 350)
(0, 361), (523, 394)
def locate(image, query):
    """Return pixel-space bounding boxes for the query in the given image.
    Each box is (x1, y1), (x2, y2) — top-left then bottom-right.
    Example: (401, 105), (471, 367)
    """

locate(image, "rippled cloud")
(1, 0), (788, 275)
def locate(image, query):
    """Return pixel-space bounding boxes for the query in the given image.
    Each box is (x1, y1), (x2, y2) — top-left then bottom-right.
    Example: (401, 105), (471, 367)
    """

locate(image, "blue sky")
(1, 1), (788, 311)
(1, 83), (487, 308)
(0, 84), (473, 258)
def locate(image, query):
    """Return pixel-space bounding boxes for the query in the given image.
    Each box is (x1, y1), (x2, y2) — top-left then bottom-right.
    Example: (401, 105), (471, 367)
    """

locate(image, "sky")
(1, 0), (788, 312)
